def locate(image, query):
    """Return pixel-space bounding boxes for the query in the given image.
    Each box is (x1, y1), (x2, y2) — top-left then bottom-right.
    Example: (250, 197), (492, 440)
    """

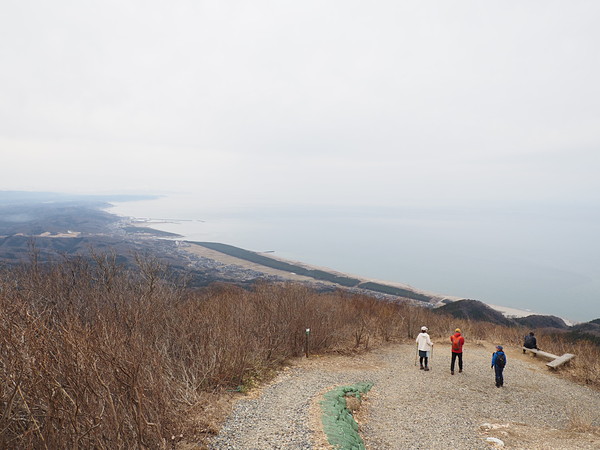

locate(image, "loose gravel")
(208, 342), (600, 449)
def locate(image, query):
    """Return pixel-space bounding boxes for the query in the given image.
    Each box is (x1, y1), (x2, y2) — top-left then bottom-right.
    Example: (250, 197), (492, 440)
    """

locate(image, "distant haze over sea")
(110, 194), (600, 322)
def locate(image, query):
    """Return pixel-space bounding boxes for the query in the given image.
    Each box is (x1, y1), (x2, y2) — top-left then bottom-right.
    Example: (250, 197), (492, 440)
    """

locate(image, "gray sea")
(109, 195), (600, 322)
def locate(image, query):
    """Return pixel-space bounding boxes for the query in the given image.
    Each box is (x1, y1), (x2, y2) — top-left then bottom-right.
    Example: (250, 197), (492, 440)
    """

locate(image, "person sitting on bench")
(523, 332), (539, 354)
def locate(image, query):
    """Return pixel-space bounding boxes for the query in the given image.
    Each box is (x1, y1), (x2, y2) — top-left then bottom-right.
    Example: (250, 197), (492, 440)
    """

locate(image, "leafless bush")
(2, 256), (598, 448)
(0, 258), (417, 447)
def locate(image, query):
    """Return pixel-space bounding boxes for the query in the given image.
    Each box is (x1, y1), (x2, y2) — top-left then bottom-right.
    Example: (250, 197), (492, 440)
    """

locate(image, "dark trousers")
(451, 352), (463, 371)
(494, 365), (504, 386)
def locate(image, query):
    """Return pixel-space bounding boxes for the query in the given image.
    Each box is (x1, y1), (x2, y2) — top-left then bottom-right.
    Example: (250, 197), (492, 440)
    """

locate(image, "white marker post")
(305, 328), (311, 358)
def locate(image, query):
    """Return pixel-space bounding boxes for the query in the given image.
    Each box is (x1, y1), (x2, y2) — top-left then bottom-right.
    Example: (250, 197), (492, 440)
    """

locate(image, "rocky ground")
(208, 341), (600, 449)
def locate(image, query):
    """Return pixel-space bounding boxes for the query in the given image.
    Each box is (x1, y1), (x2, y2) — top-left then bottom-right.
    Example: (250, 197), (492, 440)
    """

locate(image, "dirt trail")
(209, 342), (600, 449)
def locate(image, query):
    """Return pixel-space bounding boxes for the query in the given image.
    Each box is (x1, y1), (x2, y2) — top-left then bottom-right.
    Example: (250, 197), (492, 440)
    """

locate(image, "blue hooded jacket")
(491, 351), (506, 367)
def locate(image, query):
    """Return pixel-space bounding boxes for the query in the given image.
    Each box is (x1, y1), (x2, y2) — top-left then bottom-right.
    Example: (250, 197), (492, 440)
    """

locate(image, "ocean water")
(109, 195), (600, 322)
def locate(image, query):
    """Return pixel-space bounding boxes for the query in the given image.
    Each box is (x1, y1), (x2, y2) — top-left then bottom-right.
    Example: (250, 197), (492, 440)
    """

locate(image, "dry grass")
(344, 395), (361, 413)
(566, 407), (600, 434)
(1, 255), (598, 448)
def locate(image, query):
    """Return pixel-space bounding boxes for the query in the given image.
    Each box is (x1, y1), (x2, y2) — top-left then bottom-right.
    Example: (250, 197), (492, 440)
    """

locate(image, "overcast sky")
(1, 1), (599, 209)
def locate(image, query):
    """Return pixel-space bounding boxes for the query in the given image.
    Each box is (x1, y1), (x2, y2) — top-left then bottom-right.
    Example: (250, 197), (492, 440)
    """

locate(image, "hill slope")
(515, 314), (569, 329)
(434, 299), (515, 326)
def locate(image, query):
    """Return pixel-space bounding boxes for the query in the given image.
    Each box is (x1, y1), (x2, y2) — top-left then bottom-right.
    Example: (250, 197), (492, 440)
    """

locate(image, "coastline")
(181, 240), (557, 322)
(113, 210), (576, 324)
(0, 192), (586, 325)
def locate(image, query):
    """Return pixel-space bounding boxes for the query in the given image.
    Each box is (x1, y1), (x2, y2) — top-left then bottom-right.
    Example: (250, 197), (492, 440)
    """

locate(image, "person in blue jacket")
(491, 345), (507, 387)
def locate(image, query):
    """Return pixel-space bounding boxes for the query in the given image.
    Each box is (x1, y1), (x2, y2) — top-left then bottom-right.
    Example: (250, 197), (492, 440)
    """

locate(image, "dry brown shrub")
(0, 257), (419, 448)
(2, 256), (598, 448)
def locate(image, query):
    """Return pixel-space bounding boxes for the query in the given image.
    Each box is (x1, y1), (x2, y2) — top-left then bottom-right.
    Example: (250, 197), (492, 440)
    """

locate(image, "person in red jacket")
(450, 328), (465, 375)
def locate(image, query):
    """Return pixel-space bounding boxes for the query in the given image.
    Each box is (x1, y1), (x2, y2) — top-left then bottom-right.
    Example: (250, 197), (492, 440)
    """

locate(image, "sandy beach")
(182, 242), (555, 322)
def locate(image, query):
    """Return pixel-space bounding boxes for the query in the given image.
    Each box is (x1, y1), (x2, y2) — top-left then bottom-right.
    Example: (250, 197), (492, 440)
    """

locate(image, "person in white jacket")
(416, 326), (434, 371)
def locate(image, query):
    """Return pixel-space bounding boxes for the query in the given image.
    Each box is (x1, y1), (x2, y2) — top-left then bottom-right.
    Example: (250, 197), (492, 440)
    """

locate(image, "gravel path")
(208, 342), (600, 449)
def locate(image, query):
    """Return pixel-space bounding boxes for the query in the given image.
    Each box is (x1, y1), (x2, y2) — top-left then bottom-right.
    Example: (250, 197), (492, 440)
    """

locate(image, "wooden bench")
(522, 347), (575, 369)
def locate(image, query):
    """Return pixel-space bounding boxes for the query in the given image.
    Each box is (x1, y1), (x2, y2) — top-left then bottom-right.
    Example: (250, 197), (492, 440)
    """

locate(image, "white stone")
(485, 436), (505, 447)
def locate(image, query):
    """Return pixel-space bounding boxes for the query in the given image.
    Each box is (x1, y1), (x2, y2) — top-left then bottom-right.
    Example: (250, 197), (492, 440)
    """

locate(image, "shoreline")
(113, 210), (578, 324)
(180, 240), (568, 323)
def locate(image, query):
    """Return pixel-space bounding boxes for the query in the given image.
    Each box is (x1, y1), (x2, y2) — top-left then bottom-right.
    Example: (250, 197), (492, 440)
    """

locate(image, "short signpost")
(305, 328), (310, 358)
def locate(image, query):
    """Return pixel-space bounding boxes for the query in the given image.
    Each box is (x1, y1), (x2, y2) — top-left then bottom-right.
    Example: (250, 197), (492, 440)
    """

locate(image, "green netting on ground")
(321, 382), (373, 450)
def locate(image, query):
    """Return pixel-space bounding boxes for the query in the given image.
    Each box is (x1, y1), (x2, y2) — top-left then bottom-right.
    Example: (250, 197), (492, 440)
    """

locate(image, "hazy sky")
(2, 1), (600, 209)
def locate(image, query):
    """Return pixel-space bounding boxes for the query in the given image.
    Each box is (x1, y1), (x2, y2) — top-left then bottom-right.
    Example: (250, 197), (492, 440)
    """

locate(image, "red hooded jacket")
(450, 332), (464, 353)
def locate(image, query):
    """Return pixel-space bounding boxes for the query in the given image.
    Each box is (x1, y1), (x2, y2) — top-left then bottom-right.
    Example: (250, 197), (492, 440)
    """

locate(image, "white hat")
(421, 326), (428, 331)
